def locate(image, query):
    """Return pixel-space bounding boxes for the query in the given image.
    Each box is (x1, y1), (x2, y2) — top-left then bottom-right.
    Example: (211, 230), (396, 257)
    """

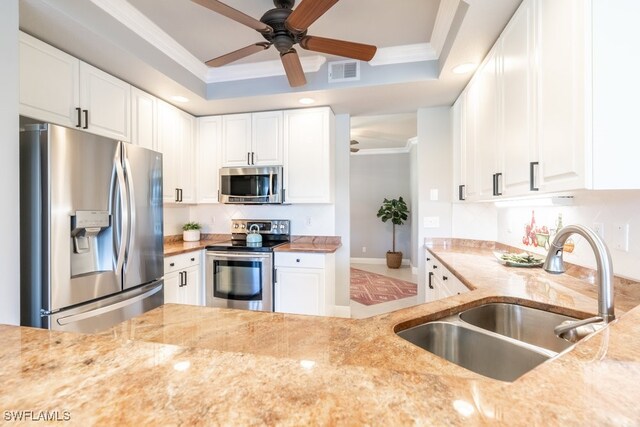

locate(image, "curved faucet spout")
(543, 224), (615, 331)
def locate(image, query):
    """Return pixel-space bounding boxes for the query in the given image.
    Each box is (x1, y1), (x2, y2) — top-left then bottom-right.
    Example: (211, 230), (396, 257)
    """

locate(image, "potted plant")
(182, 222), (202, 242)
(376, 197), (409, 269)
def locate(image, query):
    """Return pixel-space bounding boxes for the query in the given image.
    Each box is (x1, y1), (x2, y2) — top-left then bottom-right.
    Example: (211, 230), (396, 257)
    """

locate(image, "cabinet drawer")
(275, 252), (325, 269)
(165, 251), (200, 274)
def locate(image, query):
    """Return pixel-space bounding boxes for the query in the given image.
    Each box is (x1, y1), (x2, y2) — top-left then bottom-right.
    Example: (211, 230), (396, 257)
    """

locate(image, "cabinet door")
(157, 100), (179, 203)
(252, 111), (283, 165)
(221, 114), (252, 167)
(197, 116), (222, 203)
(183, 267), (200, 306)
(536, 0), (586, 192)
(164, 271), (181, 304)
(79, 62), (131, 141)
(19, 32), (79, 128)
(283, 108), (333, 203)
(501, 0), (535, 196)
(462, 88), (480, 201)
(474, 50), (500, 199)
(130, 87), (157, 150)
(176, 109), (196, 204)
(275, 267), (324, 315)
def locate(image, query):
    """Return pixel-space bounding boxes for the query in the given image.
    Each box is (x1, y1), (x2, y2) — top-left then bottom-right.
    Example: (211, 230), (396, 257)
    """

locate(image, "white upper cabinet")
(19, 32), (79, 128)
(221, 111), (283, 167)
(79, 62), (131, 141)
(283, 107), (334, 204)
(157, 100), (195, 204)
(500, 0), (535, 196)
(130, 87), (157, 150)
(454, 0), (640, 200)
(197, 116), (222, 204)
(19, 32), (131, 142)
(535, 0), (586, 193)
(252, 111), (283, 165)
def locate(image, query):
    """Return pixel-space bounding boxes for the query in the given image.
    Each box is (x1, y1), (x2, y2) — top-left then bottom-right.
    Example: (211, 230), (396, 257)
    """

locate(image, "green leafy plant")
(376, 197), (409, 253)
(182, 222), (202, 231)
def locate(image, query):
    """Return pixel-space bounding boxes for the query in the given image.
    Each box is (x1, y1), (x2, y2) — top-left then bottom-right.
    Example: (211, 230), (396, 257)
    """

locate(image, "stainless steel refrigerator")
(20, 121), (164, 333)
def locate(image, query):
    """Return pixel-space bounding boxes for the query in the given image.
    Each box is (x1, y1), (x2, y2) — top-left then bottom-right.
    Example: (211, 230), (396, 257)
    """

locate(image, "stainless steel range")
(205, 219), (290, 311)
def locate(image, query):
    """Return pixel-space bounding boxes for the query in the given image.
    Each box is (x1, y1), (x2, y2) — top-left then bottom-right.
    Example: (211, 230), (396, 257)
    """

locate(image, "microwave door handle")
(269, 170), (273, 196)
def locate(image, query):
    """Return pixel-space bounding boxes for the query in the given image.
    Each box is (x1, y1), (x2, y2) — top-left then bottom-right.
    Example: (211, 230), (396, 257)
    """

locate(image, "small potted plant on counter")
(377, 196), (409, 269)
(182, 222), (202, 242)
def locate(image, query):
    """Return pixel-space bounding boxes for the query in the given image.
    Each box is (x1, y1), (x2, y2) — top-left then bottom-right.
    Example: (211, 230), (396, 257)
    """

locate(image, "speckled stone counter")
(163, 234), (230, 256)
(274, 236), (341, 253)
(2, 241), (640, 425)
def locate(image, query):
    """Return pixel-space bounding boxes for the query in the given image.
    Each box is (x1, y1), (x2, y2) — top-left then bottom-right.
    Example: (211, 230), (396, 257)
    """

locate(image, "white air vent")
(328, 60), (360, 83)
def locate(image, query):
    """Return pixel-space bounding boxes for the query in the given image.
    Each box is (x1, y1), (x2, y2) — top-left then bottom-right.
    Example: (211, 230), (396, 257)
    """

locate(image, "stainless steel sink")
(397, 321), (550, 382)
(396, 303), (582, 382)
(459, 303), (577, 353)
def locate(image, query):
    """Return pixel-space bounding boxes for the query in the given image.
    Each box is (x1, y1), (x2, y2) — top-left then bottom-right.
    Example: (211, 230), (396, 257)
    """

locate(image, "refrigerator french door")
(20, 122), (164, 333)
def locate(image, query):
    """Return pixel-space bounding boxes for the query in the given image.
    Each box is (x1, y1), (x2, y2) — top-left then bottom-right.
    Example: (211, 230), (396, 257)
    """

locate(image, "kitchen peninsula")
(2, 241), (639, 425)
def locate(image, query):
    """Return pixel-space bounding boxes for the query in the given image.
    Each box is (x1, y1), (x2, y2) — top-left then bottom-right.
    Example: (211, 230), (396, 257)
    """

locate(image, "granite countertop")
(164, 235), (342, 256)
(2, 241), (640, 424)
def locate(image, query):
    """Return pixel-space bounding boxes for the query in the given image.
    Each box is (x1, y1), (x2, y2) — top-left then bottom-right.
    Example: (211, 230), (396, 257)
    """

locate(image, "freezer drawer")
(48, 281), (163, 334)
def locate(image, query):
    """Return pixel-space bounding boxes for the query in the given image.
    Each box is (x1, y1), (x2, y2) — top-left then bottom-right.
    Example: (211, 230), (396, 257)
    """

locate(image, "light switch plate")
(430, 189), (439, 201)
(613, 223), (629, 252)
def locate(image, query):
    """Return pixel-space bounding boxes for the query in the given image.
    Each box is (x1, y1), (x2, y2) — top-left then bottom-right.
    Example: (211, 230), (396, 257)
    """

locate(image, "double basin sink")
(396, 303), (579, 382)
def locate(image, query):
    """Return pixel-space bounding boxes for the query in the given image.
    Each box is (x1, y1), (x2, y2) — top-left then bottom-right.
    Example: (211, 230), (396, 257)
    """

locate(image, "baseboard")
(351, 257), (411, 266)
(411, 265), (418, 275)
(330, 305), (351, 318)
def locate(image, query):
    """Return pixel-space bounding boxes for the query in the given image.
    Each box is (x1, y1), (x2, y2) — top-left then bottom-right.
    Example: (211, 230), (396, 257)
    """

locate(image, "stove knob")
(241, 224), (246, 229)
(280, 224), (285, 230)
(233, 224), (239, 229)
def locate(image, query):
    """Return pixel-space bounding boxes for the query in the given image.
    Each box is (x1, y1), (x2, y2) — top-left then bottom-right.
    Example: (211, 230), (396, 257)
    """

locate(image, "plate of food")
(493, 251), (544, 268)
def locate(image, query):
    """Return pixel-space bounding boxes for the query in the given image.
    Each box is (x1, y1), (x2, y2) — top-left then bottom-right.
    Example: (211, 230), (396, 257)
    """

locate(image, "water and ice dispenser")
(70, 211), (111, 277)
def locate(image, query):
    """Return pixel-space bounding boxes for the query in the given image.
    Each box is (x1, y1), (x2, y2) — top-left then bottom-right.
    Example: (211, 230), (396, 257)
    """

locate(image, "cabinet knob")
(426, 257), (431, 261)
(443, 275), (448, 281)
(296, 258), (300, 263)
(170, 262), (175, 267)
(433, 265), (437, 269)
(191, 257), (195, 262)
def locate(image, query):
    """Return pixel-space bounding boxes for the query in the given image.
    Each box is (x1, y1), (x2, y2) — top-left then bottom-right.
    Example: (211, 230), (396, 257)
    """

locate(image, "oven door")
(205, 251), (273, 311)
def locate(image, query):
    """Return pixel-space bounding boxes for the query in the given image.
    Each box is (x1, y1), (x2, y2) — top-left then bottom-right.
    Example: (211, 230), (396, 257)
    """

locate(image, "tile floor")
(349, 263), (419, 319)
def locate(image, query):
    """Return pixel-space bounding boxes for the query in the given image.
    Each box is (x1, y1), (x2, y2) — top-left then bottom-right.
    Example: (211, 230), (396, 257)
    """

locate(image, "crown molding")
(369, 43), (437, 66)
(351, 136), (417, 155)
(430, 0), (460, 57)
(205, 55), (326, 83)
(89, 0), (208, 80)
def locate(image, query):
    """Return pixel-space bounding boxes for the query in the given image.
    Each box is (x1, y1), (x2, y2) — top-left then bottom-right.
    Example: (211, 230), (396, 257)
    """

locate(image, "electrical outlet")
(423, 216), (440, 228)
(362, 246), (367, 253)
(593, 222), (604, 238)
(613, 223), (629, 252)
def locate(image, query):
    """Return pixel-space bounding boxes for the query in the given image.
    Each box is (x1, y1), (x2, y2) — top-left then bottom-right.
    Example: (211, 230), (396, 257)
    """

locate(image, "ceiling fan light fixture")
(298, 97), (315, 105)
(452, 62), (478, 74)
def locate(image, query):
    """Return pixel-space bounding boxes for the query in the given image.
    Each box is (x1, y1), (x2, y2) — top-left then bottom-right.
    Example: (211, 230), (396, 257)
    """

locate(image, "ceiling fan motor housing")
(260, 6), (306, 53)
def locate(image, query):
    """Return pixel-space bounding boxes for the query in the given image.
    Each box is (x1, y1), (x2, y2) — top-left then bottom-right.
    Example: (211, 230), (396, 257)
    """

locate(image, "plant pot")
(183, 230), (201, 242)
(386, 251), (403, 269)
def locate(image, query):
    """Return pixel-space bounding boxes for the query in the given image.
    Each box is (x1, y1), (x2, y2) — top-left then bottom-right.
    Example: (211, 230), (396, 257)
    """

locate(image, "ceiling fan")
(350, 139), (360, 153)
(192, 0), (378, 87)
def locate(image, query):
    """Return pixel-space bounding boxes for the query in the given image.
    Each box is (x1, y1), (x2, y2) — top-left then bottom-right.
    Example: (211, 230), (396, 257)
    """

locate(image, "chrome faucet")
(543, 224), (615, 342)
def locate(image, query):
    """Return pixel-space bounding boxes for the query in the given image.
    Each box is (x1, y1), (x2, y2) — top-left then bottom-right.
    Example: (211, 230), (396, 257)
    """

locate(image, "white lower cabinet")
(274, 252), (335, 316)
(425, 251), (469, 302)
(164, 252), (202, 306)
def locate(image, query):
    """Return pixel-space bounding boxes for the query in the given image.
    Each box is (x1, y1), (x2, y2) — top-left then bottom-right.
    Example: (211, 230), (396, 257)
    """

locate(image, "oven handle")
(206, 251), (271, 259)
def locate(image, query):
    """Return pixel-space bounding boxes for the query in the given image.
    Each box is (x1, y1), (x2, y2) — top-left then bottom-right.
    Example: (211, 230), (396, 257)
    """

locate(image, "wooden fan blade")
(286, 0), (339, 33)
(191, 0), (272, 34)
(300, 36), (377, 61)
(205, 43), (270, 67)
(280, 49), (307, 87)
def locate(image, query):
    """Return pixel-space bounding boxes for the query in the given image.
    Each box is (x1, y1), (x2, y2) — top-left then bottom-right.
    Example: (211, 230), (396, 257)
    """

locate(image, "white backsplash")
(496, 191), (640, 280)
(188, 204), (336, 236)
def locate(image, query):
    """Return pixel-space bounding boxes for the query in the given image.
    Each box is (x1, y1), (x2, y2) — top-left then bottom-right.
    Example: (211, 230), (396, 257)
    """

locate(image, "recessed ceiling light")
(170, 95), (189, 103)
(298, 97), (315, 105)
(452, 63), (478, 74)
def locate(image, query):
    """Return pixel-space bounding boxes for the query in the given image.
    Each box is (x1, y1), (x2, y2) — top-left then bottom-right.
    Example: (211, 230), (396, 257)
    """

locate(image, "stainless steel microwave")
(219, 166), (284, 204)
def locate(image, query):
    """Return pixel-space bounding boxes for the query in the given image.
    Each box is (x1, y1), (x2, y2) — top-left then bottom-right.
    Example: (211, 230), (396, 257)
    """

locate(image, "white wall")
(416, 107), (453, 302)
(452, 203), (498, 241)
(333, 114), (351, 307)
(496, 191), (640, 280)
(0, 0), (20, 325)
(350, 153), (412, 259)
(410, 143), (419, 267)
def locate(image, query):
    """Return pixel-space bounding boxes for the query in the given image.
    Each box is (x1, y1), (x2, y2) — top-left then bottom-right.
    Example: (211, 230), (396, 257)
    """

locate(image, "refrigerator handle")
(123, 145), (136, 269)
(114, 144), (129, 279)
